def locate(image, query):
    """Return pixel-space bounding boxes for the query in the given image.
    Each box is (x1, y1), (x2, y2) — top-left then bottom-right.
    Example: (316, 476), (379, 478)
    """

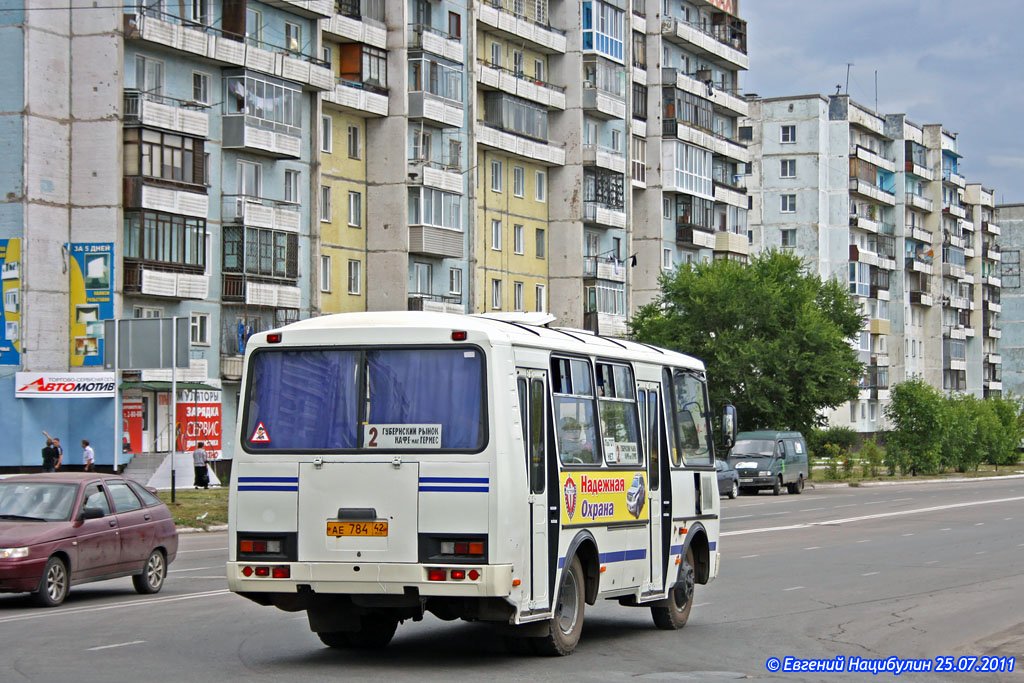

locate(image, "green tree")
(985, 395), (1024, 468)
(942, 394), (982, 473)
(884, 378), (948, 475)
(629, 250), (864, 435)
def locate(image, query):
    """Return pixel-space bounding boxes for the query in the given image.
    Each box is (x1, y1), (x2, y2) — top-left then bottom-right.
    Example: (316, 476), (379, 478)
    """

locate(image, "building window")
(513, 166), (525, 197)
(536, 228), (546, 259)
(320, 255), (331, 292)
(134, 55), (164, 96)
(514, 224), (524, 254)
(348, 124), (361, 159)
(190, 312), (209, 345)
(631, 136), (646, 183)
(534, 58), (545, 83)
(535, 284), (546, 312)
(361, 46), (387, 90)
(491, 219), (502, 250)
(632, 83), (647, 120)
(285, 21), (301, 52)
(410, 128), (431, 161)
(236, 160), (261, 198)
(781, 194), (796, 213)
(491, 279), (502, 309)
(348, 191), (362, 227)
(781, 124), (796, 143)
(449, 267), (462, 296)
(663, 248), (672, 270)
(490, 41), (502, 68)
(245, 7), (262, 45)
(663, 198), (670, 219)
(322, 45), (332, 67)
(781, 228), (796, 247)
(124, 211), (207, 269)
(739, 125), (753, 141)
(611, 129), (622, 152)
(490, 159), (503, 192)
(413, 262), (432, 295)
(284, 170), (299, 204)
(780, 159), (796, 178)
(134, 306), (163, 319)
(189, 0), (209, 25)
(585, 281), (625, 315)
(512, 49), (524, 76)
(408, 187), (462, 230)
(483, 92), (549, 140)
(222, 227), (298, 279)
(535, 170), (546, 202)
(123, 129), (206, 187)
(514, 281), (524, 311)
(448, 10), (461, 38)
(632, 30), (646, 69)
(348, 259), (361, 295)
(192, 72), (209, 104)
(408, 58), (464, 102)
(581, 0), (624, 61)
(321, 115), (333, 153)
(320, 185), (331, 222)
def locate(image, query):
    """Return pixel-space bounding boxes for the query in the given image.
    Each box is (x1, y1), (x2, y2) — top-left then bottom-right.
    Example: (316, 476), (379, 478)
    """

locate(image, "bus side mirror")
(721, 405), (737, 450)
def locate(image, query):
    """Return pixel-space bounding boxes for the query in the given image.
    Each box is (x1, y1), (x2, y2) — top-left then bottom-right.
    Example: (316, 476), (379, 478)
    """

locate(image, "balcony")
(220, 354), (244, 381)
(123, 12), (333, 91)
(663, 68), (748, 117)
(985, 274), (1002, 287)
(849, 177), (895, 206)
(408, 23), (463, 63)
(662, 119), (749, 163)
(944, 295), (970, 310)
(985, 299), (1002, 313)
(986, 353), (1002, 365)
(850, 213), (880, 233)
(983, 243), (1002, 262)
(905, 255), (934, 275)
(222, 195), (301, 232)
(851, 145), (895, 173)
(943, 325), (967, 341)
(909, 290), (934, 306)
(906, 192), (933, 213)
(123, 90), (209, 138)
(944, 230), (966, 249)
(409, 224), (465, 259)
(583, 257), (626, 283)
(222, 116), (302, 158)
(581, 84), (627, 120)
(408, 293), (463, 314)
(322, 77), (389, 117)
(584, 311), (628, 338)
(222, 274), (301, 307)
(942, 168), (966, 188)
(943, 204), (967, 219)
(904, 160), (935, 181)
(869, 318), (891, 336)
(324, 1), (386, 48)
(476, 62), (566, 110)
(984, 380), (1003, 391)
(715, 230), (749, 257)
(408, 160), (463, 194)
(849, 244), (878, 267)
(713, 180), (747, 209)
(660, 16), (748, 70)
(262, 0), (331, 18)
(942, 262), (967, 280)
(986, 325), (1001, 339)
(583, 201), (626, 229)
(123, 260), (209, 299)
(477, 0), (567, 54)
(582, 144), (627, 174)
(983, 220), (1001, 236)
(123, 178), (208, 218)
(909, 226), (933, 243)
(475, 122), (565, 166)
(676, 223), (716, 249)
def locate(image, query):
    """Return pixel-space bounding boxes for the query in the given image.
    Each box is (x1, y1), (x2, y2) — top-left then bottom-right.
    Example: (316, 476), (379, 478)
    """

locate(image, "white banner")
(15, 372), (117, 398)
(364, 424), (442, 449)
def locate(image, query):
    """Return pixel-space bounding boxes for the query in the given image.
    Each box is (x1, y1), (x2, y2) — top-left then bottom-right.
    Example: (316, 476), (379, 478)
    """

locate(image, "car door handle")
(144, 514), (151, 520)
(109, 520), (117, 527)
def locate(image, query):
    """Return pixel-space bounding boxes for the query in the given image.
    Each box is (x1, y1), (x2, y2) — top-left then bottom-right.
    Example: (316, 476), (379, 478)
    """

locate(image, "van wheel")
(533, 556), (585, 656)
(728, 480), (738, 499)
(772, 477), (782, 496)
(651, 546), (695, 630)
(35, 556), (69, 607)
(133, 549), (166, 594)
(787, 476), (804, 495)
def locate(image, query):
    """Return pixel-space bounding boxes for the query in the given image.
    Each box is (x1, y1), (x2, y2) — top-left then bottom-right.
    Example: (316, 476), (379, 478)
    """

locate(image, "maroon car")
(0, 473), (178, 606)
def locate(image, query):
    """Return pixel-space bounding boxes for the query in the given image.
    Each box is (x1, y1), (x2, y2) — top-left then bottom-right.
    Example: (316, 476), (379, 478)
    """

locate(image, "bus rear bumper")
(226, 561), (514, 597)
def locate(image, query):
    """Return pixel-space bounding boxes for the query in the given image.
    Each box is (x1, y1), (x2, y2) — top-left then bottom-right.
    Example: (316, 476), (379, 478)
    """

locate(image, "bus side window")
(529, 378), (546, 493)
(662, 368), (679, 466)
(648, 391), (660, 490)
(638, 390), (648, 457)
(517, 377), (529, 472)
(552, 357), (600, 465)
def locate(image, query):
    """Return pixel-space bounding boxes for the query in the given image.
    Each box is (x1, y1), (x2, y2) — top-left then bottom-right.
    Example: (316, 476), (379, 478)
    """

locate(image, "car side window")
(81, 483), (111, 516)
(128, 480), (163, 507)
(106, 481), (143, 513)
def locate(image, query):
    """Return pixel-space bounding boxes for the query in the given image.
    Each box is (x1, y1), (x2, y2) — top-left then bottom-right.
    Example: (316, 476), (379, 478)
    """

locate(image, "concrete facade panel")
(0, 26), (24, 112)
(25, 26), (69, 120)
(70, 34), (121, 121)
(70, 120), (120, 206)
(0, 115), (24, 200)
(24, 115), (68, 203)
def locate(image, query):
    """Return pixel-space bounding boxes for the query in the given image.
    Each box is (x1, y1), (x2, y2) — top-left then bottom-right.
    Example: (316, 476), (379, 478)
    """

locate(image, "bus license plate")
(327, 521), (388, 537)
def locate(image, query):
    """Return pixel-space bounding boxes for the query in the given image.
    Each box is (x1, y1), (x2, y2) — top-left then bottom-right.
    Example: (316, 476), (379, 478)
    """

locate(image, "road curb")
(177, 523), (229, 533)
(806, 473), (1024, 490)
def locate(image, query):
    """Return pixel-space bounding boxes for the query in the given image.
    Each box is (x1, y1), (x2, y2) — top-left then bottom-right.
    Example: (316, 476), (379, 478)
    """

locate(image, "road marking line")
(177, 547), (228, 554)
(889, 498), (914, 502)
(0, 589), (231, 625)
(694, 602), (711, 608)
(856, 539), (871, 543)
(803, 546), (820, 550)
(1005, 518), (1013, 521)
(188, 576), (229, 580)
(861, 501), (884, 505)
(833, 504), (856, 509)
(975, 551), (987, 555)
(902, 533), (915, 537)
(721, 495), (1024, 537)
(862, 572), (879, 576)
(975, 522), (985, 526)
(800, 508), (825, 512)
(941, 528), (952, 531)
(86, 640), (145, 652)
(727, 514), (753, 520)
(168, 566), (219, 573)
(741, 554), (759, 559)
(783, 586), (804, 591)
(925, 560), (939, 565)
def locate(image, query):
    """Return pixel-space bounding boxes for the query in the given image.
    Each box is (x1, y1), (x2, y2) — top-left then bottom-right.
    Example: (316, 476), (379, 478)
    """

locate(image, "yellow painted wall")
(321, 111), (368, 313)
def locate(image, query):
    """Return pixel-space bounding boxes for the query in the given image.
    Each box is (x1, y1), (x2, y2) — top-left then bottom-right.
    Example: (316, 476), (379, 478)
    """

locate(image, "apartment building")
(744, 94), (1000, 436)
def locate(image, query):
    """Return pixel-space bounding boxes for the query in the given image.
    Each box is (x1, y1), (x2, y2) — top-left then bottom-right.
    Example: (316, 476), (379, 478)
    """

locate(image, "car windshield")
(730, 439), (776, 457)
(0, 482), (78, 521)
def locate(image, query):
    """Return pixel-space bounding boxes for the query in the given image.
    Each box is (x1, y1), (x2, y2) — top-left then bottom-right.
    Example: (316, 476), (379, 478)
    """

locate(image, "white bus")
(227, 312), (736, 655)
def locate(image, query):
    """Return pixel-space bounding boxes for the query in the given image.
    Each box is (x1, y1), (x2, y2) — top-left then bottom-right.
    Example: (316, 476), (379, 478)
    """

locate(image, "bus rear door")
(518, 369), (551, 612)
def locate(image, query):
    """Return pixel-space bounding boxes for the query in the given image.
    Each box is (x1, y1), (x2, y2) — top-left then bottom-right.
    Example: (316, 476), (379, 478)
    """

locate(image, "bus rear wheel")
(317, 615), (398, 650)
(651, 546), (695, 630)
(533, 556), (585, 656)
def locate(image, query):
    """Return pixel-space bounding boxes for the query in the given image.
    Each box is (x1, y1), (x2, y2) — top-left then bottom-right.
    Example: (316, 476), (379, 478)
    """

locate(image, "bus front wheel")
(533, 556), (585, 656)
(651, 546), (695, 630)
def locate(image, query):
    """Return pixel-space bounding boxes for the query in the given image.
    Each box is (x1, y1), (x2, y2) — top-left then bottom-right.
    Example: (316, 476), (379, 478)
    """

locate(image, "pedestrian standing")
(193, 441), (209, 489)
(81, 439), (95, 472)
(52, 438), (64, 470)
(41, 438), (59, 473)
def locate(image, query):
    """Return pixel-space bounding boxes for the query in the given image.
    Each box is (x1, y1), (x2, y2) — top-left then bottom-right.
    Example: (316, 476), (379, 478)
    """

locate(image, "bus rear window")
(243, 347), (485, 452)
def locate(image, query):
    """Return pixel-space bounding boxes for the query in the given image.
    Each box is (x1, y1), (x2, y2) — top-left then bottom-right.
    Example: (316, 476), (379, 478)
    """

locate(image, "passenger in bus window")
(559, 417), (594, 463)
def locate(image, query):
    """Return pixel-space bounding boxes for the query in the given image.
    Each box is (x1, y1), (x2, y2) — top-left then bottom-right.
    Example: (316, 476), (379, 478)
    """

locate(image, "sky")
(741, 0), (1024, 203)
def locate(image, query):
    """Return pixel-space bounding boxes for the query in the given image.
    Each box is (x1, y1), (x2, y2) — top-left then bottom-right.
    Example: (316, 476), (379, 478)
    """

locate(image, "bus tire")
(318, 615), (398, 650)
(651, 546), (695, 630)
(532, 556), (585, 656)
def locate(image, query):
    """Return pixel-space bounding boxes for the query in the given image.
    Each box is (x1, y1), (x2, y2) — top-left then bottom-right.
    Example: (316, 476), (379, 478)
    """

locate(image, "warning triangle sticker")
(250, 422), (271, 443)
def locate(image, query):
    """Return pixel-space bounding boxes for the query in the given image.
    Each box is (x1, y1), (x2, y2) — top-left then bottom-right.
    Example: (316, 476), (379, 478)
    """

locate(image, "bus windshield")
(242, 346), (485, 452)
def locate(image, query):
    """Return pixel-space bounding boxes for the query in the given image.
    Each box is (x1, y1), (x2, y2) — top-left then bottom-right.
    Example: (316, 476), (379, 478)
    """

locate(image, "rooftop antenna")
(845, 62), (854, 94)
(874, 70), (878, 112)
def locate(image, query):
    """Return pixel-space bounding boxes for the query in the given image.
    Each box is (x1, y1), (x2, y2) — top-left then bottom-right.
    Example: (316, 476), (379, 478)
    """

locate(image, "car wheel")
(533, 556), (585, 656)
(35, 556), (69, 607)
(772, 477), (782, 496)
(133, 549), (166, 594)
(651, 546), (695, 630)
(728, 480), (738, 499)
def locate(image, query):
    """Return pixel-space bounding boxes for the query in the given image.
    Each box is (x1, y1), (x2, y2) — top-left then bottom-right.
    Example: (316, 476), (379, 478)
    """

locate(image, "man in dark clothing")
(41, 439), (59, 472)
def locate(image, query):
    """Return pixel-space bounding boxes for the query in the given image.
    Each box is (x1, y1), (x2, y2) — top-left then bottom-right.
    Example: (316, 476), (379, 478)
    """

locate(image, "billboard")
(0, 238), (21, 366)
(175, 389), (222, 459)
(122, 399), (144, 454)
(15, 372), (117, 398)
(69, 242), (114, 367)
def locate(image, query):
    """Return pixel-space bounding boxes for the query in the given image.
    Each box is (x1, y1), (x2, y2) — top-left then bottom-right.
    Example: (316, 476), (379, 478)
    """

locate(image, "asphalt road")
(2, 476), (1022, 682)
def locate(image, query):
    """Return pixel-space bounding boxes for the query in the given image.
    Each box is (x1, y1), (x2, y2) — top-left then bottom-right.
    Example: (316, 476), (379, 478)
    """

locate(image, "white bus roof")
(263, 311), (705, 372)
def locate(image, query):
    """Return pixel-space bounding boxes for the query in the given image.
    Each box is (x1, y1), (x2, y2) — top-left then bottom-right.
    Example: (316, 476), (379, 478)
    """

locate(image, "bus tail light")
(451, 331), (467, 341)
(427, 569), (447, 581)
(450, 569), (466, 580)
(242, 566), (253, 577)
(272, 566), (290, 579)
(254, 566), (270, 577)
(438, 538), (486, 557)
(241, 565), (290, 578)
(267, 333), (282, 343)
(469, 570), (480, 581)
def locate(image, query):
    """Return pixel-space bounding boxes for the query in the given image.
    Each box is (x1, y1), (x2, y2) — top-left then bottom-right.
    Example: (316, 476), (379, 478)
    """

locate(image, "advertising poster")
(0, 238), (21, 366)
(560, 470), (649, 526)
(175, 389), (223, 459)
(122, 399), (144, 454)
(68, 242), (113, 367)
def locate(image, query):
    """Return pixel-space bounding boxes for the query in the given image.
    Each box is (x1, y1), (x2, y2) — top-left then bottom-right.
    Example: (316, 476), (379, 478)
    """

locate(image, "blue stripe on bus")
(669, 544), (684, 555)
(418, 486), (489, 493)
(558, 549), (647, 569)
(709, 541), (717, 551)
(238, 486), (298, 492)
(238, 477), (298, 483)
(419, 477), (489, 484)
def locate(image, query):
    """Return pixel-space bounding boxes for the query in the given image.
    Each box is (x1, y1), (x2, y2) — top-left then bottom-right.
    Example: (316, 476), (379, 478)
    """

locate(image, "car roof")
(2, 473), (127, 483)
(735, 431), (805, 440)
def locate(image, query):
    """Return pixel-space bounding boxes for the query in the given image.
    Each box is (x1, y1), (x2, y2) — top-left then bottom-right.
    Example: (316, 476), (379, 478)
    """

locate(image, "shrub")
(823, 443), (842, 480)
(807, 426), (858, 460)
(859, 437), (882, 478)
